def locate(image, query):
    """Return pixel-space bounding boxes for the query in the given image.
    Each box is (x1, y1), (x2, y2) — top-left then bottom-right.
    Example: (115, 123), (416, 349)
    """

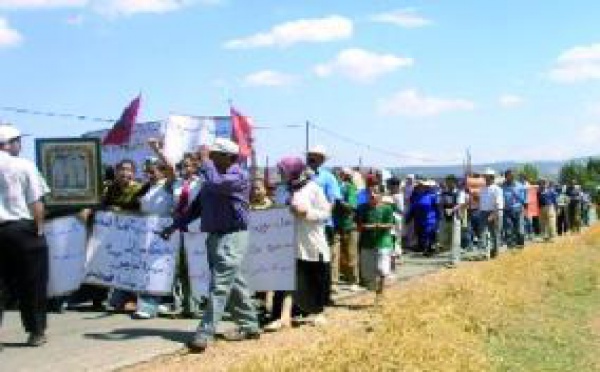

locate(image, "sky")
(1, 0), (600, 167)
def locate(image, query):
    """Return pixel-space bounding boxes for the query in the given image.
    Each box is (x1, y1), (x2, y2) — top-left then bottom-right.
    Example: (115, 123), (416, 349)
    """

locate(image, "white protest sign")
(83, 121), (163, 178)
(185, 208), (296, 298)
(45, 216), (88, 297)
(84, 212), (180, 295)
(163, 115), (233, 164)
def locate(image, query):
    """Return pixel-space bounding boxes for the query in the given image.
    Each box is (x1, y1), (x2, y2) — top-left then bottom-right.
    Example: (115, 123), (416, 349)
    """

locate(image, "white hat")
(341, 167), (352, 175)
(483, 168), (496, 176)
(210, 138), (239, 155)
(0, 124), (22, 143)
(307, 145), (328, 158)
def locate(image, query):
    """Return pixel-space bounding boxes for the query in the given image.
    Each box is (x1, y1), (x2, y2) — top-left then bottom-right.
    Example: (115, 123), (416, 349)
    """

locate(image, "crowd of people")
(0, 122), (596, 354)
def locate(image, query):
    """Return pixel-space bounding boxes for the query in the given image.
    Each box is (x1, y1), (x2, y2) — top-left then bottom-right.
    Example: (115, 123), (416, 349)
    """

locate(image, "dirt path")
(123, 283), (403, 372)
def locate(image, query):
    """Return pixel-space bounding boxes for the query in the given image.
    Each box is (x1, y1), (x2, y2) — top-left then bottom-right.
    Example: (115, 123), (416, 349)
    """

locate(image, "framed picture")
(36, 137), (102, 208)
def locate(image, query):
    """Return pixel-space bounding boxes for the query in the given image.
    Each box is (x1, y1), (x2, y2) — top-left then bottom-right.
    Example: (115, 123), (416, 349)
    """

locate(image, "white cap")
(0, 124), (22, 143)
(307, 145), (328, 158)
(483, 168), (496, 176)
(209, 138), (239, 155)
(341, 167), (352, 175)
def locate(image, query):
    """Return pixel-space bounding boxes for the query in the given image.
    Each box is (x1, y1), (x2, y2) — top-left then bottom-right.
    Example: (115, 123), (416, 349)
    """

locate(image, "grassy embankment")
(233, 228), (600, 372)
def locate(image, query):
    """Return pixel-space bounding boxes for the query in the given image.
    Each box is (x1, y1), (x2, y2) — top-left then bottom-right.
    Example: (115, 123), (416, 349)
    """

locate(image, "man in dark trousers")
(0, 124), (51, 349)
(161, 138), (259, 353)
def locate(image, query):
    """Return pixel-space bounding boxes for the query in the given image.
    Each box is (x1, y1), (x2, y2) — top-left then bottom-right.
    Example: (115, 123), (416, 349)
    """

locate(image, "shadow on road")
(84, 328), (190, 343)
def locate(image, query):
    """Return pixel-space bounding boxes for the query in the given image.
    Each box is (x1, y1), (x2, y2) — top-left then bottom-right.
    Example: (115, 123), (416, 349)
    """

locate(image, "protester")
(109, 156), (175, 320)
(356, 185), (395, 299)
(0, 124), (51, 348)
(161, 138), (260, 352)
(148, 140), (204, 318)
(265, 157), (331, 331)
(386, 177), (405, 267)
(250, 178), (273, 210)
(405, 179), (441, 256)
(479, 169), (504, 259)
(440, 175), (467, 267)
(538, 179), (558, 243)
(556, 185), (570, 235)
(502, 170), (527, 248)
(567, 183), (583, 234)
(334, 168), (360, 291)
(70, 159), (142, 311)
(101, 159), (143, 211)
(306, 145), (341, 297)
(402, 174), (417, 250)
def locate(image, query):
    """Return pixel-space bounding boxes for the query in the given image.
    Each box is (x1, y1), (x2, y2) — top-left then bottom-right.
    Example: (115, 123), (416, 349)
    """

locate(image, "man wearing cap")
(306, 145), (342, 296)
(479, 169), (504, 259)
(161, 138), (259, 352)
(0, 124), (51, 348)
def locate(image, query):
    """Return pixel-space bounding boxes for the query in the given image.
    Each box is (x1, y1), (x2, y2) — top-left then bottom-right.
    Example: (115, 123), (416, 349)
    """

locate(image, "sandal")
(263, 320), (291, 332)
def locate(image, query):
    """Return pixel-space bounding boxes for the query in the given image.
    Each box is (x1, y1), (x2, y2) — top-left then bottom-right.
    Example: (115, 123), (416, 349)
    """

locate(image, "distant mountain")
(391, 160), (566, 178)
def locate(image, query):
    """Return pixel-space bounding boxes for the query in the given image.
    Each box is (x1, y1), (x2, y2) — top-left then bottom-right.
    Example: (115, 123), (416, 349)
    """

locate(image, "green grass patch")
(488, 258), (600, 372)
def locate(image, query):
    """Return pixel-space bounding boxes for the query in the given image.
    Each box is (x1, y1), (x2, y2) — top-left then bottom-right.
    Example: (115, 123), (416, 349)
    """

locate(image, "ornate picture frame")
(36, 137), (102, 208)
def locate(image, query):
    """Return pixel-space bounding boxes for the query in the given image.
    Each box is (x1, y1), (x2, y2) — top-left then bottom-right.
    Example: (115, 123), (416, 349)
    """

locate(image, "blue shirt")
(406, 189), (441, 229)
(538, 188), (557, 207)
(312, 167), (341, 227)
(173, 160), (249, 233)
(502, 181), (527, 211)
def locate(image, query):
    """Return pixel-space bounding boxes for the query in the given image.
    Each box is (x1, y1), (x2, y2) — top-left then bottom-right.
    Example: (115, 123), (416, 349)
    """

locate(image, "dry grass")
(230, 229), (600, 372)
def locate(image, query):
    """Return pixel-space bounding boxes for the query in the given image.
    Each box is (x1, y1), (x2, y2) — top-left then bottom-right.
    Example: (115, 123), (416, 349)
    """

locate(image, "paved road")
(0, 252), (448, 372)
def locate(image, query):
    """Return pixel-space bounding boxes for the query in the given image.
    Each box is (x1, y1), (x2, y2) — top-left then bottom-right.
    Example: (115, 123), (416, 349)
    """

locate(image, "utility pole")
(305, 120), (310, 155)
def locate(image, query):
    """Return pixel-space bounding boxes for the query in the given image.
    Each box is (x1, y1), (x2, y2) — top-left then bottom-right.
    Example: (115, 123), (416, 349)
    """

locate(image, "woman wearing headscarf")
(406, 180), (441, 256)
(265, 156), (331, 330)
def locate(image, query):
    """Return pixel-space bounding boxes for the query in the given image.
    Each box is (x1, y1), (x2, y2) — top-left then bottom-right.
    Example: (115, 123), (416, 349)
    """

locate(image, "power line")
(309, 123), (448, 163)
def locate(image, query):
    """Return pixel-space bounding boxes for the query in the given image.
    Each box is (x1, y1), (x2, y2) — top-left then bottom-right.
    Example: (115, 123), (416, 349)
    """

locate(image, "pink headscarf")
(277, 156), (306, 182)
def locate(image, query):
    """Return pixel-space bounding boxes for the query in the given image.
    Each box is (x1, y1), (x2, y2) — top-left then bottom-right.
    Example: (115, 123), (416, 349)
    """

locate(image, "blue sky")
(1, 0), (600, 166)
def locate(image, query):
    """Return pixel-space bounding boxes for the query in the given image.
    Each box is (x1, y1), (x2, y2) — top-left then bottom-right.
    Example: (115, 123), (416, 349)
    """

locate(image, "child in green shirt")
(357, 186), (395, 300)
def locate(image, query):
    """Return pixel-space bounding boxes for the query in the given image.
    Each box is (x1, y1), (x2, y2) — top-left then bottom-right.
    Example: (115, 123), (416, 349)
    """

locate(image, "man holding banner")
(161, 138), (260, 353)
(0, 124), (51, 349)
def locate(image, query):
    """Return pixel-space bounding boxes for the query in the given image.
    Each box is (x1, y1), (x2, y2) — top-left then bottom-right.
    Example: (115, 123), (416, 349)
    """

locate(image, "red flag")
(102, 95), (141, 146)
(230, 106), (253, 158)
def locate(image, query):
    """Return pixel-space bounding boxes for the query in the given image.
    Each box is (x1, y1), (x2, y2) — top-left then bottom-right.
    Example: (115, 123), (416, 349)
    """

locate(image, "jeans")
(503, 208), (525, 247)
(197, 231), (258, 340)
(480, 211), (504, 259)
(441, 217), (462, 264)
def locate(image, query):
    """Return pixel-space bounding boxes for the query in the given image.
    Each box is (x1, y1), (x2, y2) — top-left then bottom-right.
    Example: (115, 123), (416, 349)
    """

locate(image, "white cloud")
(90, 0), (195, 17)
(224, 15), (352, 49)
(498, 94), (524, 108)
(370, 8), (432, 28)
(0, 0), (219, 16)
(0, 0), (85, 9)
(243, 70), (296, 87)
(378, 89), (475, 117)
(314, 48), (413, 83)
(549, 43), (600, 83)
(0, 17), (22, 47)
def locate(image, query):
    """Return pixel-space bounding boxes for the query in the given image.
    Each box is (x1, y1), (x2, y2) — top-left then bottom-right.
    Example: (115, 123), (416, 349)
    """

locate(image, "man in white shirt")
(0, 124), (51, 349)
(440, 175), (468, 267)
(478, 169), (504, 259)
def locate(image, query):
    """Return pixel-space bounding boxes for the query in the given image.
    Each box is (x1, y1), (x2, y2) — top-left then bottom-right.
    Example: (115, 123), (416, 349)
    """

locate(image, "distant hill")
(393, 160), (566, 178)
